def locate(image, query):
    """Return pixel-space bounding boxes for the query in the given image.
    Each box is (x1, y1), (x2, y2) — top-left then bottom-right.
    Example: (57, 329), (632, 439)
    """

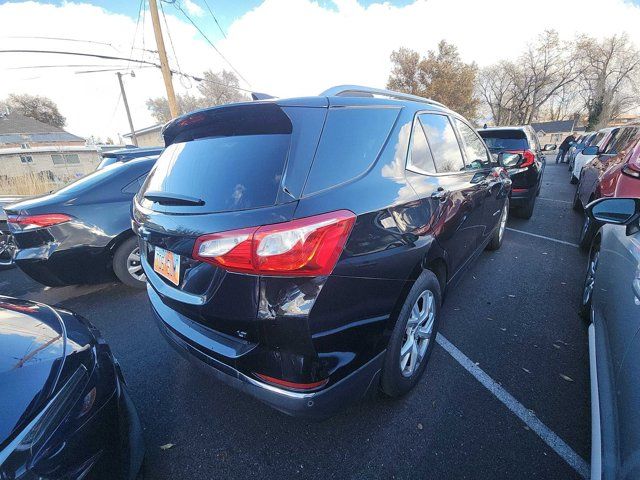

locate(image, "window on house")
(51, 153), (81, 165)
(20, 143), (30, 149)
(19, 155), (33, 164)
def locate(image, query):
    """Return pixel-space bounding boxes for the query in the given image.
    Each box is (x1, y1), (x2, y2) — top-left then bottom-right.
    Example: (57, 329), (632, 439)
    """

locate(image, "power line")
(0, 49), (257, 95)
(169, 0), (250, 86)
(201, 0), (227, 39)
(3, 35), (116, 49)
(159, 0), (191, 88)
(126, 0), (145, 71)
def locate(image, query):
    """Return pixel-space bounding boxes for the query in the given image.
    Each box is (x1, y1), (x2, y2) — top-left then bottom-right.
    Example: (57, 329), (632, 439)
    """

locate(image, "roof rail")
(319, 85), (446, 108)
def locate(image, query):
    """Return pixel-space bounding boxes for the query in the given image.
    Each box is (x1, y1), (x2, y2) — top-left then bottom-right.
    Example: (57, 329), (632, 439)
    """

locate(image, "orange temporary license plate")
(153, 246), (180, 286)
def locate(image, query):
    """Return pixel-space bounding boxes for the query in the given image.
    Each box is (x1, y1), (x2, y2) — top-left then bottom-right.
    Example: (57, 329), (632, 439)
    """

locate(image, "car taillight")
(506, 149), (535, 168)
(193, 210), (356, 276)
(6, 213), (72, 232)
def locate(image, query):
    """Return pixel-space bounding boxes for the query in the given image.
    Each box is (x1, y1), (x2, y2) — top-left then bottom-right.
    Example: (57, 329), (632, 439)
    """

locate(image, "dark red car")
(575, 124), (640, 249)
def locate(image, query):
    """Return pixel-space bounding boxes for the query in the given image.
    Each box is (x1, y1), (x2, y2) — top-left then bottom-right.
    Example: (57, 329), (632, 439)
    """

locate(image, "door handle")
(431, 188), (448, 201)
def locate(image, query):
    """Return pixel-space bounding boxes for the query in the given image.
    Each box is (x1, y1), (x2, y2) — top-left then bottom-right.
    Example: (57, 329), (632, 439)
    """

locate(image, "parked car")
(133, 85), (513, 418)
(97, 145), (163, 170)
(579, 197), (640, 480)
(574, 124), (640, 249)
(571, 127), (617, 185)
(477, 125), (549, 219)
(5, 156), (157, 288)
(568, 132), (596, 177)
(0, 296), (144, 479)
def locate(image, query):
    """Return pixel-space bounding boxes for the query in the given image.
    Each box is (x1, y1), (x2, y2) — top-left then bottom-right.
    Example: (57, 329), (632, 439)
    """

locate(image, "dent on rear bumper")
(149, 284), (384, 418)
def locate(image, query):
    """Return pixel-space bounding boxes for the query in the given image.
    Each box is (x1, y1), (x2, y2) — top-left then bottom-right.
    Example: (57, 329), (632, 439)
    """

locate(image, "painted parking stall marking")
(436, 334), (590, 479)
(506, 227), (580, 248)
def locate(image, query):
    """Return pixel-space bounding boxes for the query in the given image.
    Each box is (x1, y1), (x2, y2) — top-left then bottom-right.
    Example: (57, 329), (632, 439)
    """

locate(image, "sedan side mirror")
(582, 145), (599, 156)
(497, 152), (522, 168)
(542, 144), (556, 151)
(587, 197), (640, 235)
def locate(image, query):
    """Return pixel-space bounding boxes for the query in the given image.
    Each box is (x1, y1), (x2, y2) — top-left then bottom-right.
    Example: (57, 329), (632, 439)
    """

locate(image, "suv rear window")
(140, 104), (293, 214)
(478, 130), (528, 151)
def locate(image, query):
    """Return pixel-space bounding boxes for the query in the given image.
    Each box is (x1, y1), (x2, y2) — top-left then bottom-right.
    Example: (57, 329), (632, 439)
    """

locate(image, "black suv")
(478, 126), (549, 219)
(133, 86), (513, 418)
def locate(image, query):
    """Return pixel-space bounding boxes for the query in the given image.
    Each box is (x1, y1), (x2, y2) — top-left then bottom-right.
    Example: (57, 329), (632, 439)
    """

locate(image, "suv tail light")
(507, 149), (535, 168)
(193, 210), (356, 276)
(6, 213), (72, 232)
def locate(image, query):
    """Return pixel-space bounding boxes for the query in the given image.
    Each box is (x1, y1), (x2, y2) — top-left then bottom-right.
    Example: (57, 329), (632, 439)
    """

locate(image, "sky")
(2, 0), (640, 141)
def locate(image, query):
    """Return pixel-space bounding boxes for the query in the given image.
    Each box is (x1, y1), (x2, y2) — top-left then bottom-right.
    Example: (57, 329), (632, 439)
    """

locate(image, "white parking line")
(506, 228), (579, 248)
(436, 334), (590, 479)
(537, 197), (573, 205)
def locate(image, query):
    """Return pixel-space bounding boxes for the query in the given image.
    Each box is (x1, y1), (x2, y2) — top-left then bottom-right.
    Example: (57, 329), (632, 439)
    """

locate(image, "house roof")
(123, 124), (163, 138)
(530, 119), (583, 134)
(0, 112), (85, 145)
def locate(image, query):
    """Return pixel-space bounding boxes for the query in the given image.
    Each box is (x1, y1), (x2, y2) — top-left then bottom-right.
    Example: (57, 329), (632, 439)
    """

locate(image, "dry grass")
(0, 172), (64, 196)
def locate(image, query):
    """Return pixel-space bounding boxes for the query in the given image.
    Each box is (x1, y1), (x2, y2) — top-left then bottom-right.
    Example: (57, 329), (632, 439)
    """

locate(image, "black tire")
(572, 188), (582, 212)
(570, 175), (578, 185)
(517, 195), (536, 219)
(578, 214), (598, 251)
(381, 270), (441, 398)
(113, 236), (146, 288)
(579, 238), (600, 320)
(486, 199), (508, 251)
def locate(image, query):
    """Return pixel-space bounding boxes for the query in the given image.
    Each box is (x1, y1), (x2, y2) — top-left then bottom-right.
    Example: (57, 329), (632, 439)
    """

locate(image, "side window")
(452, 118), (491, 170)
(418, 114), (465, 173)
(407, 118), (436, 174)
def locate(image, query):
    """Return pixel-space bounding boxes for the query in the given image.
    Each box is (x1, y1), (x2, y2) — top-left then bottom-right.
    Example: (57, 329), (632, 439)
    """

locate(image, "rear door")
(405, 112), (488, 275)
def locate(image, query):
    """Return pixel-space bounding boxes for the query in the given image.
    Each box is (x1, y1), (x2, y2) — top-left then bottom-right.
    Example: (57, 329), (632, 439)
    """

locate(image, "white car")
(572, 127), (616, 184)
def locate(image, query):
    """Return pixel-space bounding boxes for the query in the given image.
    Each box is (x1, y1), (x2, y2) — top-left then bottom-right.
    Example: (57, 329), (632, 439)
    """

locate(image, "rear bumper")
(149, 285), (384, 419)
(14, 245), (113, 286)
(509, 187), (535, 206)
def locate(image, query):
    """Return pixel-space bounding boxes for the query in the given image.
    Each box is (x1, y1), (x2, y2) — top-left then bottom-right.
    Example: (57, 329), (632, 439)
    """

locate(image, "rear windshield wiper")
(144, 191), (205, 206)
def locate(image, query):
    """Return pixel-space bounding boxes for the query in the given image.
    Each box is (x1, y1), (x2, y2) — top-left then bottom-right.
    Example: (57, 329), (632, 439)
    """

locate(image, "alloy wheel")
(498, 204), (508, 243)
(0, 232), (15, 267)
(582, 248), (599, 307)
(400, 290), (435, 377)
(126, 247), (146, 282)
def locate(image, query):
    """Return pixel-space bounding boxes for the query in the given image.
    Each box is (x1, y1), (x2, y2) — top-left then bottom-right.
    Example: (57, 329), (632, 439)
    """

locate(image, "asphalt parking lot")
(1, 159), (591, 479)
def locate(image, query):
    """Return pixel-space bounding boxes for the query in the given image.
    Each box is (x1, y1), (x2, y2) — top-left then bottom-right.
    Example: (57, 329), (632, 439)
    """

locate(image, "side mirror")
(582, 145), (599, 156)
(542, 144), (556, 151)
(587, 197), (640, 235)
(498, 152), (522, 168)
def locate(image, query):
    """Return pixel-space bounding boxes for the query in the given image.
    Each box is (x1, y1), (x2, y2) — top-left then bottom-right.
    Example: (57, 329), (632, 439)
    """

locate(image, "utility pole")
(116, 72), (138, 146)
(148, 0), (179, 119)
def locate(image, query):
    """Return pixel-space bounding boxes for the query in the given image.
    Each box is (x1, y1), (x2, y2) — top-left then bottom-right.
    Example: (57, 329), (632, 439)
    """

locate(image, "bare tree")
(509, 31), (581, 124)
(477, 61), (515, 125)
(576, 33), (640, 129)
(2, 93), (66, 127)
(146, 69), (248, 124)
(387, 41), (479, 119)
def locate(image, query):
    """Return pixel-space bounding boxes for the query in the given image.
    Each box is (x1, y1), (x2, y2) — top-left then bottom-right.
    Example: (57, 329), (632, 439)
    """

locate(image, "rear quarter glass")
(302, 106), (400, 195)
(478, 130), (528, 151)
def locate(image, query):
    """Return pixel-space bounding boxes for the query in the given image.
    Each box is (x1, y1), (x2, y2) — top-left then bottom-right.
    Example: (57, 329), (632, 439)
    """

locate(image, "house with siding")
(0, 111), (101, 183)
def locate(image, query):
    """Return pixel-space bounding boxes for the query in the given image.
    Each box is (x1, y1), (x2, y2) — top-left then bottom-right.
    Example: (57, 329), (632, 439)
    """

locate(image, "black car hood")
(0, 297), (66, 448)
